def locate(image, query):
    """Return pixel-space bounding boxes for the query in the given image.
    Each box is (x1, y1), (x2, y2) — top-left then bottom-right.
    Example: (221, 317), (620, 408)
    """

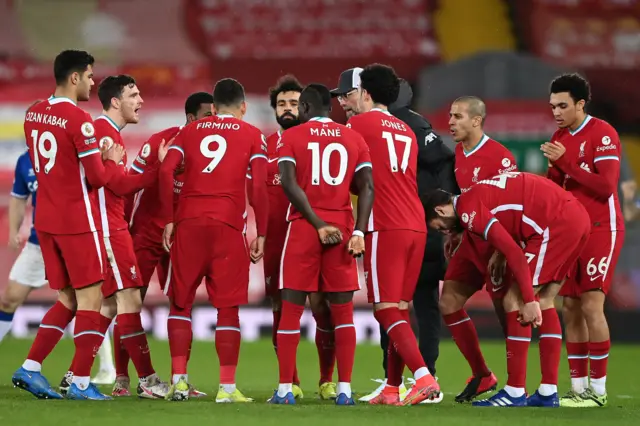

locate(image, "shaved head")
(453, 96), (486, 126)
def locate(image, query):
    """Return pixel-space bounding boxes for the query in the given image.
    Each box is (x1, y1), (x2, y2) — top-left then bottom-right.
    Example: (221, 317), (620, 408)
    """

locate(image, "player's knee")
(374, 302), (399, 312)
(501, 287), (521, 313)
(115, 288), (143, 314)
(100, 296), (118, 319)
(326, 291), (353, 305)
(0, 297), (19, 313)
(281, 289), (308, 306)
(57, 287), (77, 311)
(579, 291), (606, 321)
(398, 300), (410, 310)
(309, 292), (328, 314)
(438, 291), (463, 315)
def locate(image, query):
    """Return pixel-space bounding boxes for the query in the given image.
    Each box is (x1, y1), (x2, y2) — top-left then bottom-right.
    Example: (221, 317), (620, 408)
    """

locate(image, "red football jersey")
(454, 135), (518, 193)
(264, 130), (290, 225)
(547, 115), (624, 233)
(24, 96), (103, 235)
(277, 117), (372, 227)
(129, 126), (183, 236)
(347, 108), (425, 232)
(160, 114), (268, 232)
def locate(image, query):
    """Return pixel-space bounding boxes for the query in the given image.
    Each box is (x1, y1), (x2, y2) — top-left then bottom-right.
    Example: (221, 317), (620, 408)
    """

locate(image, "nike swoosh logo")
(454, 168), (458, 172)
(267, 158), (278, 163)
(492, 286), (503, 292)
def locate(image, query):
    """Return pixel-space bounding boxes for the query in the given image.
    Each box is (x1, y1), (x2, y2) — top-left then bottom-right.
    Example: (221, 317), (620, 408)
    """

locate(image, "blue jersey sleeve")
(11, 153), (29, 199)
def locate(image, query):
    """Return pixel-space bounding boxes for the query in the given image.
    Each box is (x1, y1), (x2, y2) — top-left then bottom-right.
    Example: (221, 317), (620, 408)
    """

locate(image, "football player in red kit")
(346, 64), (439, 406)
(543, 74), (624, 407)
(442, 96), (518, 402)
(264, 75), (337, 400)
(159, 79), (269, 403)
(13, 50), (125, 401)
(423, 171), (591, 408)
(114, 92), (213, 398)
(270, 84), (373, 405)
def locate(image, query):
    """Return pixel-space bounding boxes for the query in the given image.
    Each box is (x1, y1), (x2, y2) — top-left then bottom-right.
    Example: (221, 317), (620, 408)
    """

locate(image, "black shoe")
(58, 371), (73, 396)
(455, 373), (498, 403)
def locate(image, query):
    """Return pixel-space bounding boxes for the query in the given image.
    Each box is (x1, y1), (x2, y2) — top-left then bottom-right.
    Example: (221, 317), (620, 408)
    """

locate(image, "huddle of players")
(10, 48), (620, 408)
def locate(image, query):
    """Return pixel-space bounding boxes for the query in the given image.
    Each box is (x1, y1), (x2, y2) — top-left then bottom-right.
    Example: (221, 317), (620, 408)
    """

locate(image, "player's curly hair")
(185, 92), (213, 116)
(98, 75), (136, 110)
(269, 75), (303, 109)
(421, 189), (454, 222)
(359, 64), (400, 107)
(550, 73), (591, 105)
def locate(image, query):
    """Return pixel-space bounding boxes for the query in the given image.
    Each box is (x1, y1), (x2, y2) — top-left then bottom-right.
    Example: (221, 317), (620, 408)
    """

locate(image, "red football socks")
(25, 301), (75, 367)
(71, 310), (105, 379)
(330, 302), (356, 384)
(539, 308), (562, 387)
(505, 311), (531, 389)
(375, 308), (425, 375)
(117, 312), (155, 378)
(167, 305), (193, 377)
(216, 307), (241, 385)
(273, 309), (300, 385)
(277, 300), (304, 384)
(113, 322), (130, 378)
(313, 309), (335, 385)
(443, 309), (491, 377)
(589, 340), (610, 394)
(386, 341), (405, 387)
(566, 341), (589, 393)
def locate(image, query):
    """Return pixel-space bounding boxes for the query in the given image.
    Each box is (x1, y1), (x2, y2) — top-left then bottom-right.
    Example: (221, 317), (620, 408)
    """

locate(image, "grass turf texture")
(0, 339), (638, 426)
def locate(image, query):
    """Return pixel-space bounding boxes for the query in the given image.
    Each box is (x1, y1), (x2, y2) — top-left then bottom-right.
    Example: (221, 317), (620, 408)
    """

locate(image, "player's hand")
(444, 233), (461, 260)
(518, 301), (542, 328)
(8, 232), (22, 252)
(488, 250), (507, 283)
(104, 143), (126, 164)
(158, 137), (174, 163)
(540, 141), (566, 162)
(347, 234), (365, 258)
(249, 236), (265, 263)
(318, 225), (343, 245)
(163, 223), (174, 252)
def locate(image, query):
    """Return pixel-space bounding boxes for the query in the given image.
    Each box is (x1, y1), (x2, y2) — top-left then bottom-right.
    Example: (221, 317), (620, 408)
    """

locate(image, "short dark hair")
(550, 73), (591, 105)
(185, 92), (214, 116)
(97, 75), (136, 110)
(421, 190), (453, 222)
(300, 83), (332, 110)
(269, 75), (303, 109)
(359, 64), (400, 107)
(54, 50), (95, 85)
(213, 78), (245, 108)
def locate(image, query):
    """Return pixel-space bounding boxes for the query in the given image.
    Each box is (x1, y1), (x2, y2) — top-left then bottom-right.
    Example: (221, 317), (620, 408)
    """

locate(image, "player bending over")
(13, 50), (125, 400)
(159, 78), (269, 403)
(263, 75), (337, 400)
(543, 73), (624, 408)
(346, 64), (439, 405)
(423, 171), (590, 408)
(116, 92), (214, 398)
(269, 84), (373, 406)
(58, 75), (170, 399)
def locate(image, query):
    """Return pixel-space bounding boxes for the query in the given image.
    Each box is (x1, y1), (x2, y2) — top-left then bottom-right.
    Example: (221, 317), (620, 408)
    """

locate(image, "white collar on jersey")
(452, 195), (459, 212)
(96, 115), (121, 133)
(370, 107), (392, 116)
(309, 117), (333, 123)
(569, 115), (593, 136)
(48, 95), (76, 106)
(463, 134), (490, 158)
(216, 114), (234, 119)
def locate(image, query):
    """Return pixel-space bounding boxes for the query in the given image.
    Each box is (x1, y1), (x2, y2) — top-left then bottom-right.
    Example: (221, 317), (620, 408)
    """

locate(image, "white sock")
(97, 330), (115, 371)
(337, 382), (352, 398)
(73, 376), (90, 390)
(538, 384), (558, 396)
(0, 316), (13, 342)
(413, 367), (430, 381)
(504, 385), (525, 398)
(277, 383), (292, 398)
(22, 359), (42, 372)
(571, 377), (588, 394)
(221, 383), (236, 393)
(173, 374), (187, 385)
(591, 377), (606, 396)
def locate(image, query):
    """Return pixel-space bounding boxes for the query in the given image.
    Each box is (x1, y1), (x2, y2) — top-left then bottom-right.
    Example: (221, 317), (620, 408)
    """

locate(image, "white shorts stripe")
(370, 231), (381, 303)
(99, 188), (123, 291)
(80, 165), (103, 272)
(129, 189), (144, 228)
(163, 260), (172, 296)
(532, 227), (549, 286)
(278, 222), (293, 290)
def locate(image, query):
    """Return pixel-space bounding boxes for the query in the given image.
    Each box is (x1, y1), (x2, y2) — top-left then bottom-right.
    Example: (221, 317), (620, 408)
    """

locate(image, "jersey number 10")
(30, 130), (58, 174)
(308, 142), (348, 186)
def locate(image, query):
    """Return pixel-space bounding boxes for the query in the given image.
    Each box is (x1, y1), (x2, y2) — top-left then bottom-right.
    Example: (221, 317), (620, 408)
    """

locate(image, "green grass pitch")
(0, 339), (638, 426)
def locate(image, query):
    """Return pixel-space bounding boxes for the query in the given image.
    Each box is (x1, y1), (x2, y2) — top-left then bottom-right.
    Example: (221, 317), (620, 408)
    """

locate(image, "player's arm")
(248, 135), (269, 237)
(9, 161), (28, 248)
(546, 160), (565, 186)
(352, 166), (374, 233)
(279, 160), (326, 229)
(158, 146), (183, 224)
(105, 162), (160, 197)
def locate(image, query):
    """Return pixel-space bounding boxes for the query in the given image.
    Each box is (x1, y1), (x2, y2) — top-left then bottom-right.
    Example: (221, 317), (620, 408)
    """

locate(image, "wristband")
(352, 230), (364, 238)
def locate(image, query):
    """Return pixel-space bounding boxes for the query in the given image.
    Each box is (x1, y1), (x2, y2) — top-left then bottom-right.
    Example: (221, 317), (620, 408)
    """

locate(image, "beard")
(276, 112), (300, 130)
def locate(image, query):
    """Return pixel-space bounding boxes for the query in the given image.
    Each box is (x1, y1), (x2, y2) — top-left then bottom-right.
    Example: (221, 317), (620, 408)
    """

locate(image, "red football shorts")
(167, 217), (250, 309)
(102, 229), (144, 298)
(364, 229), (426, 304)
(263, 217), (288, 298)
(559, 229), (624, 298)
(131, 230), (170, 289)
(524, 199), (590, 290)
(37, 230), (106, 290)
(279, 219), (362, 293)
